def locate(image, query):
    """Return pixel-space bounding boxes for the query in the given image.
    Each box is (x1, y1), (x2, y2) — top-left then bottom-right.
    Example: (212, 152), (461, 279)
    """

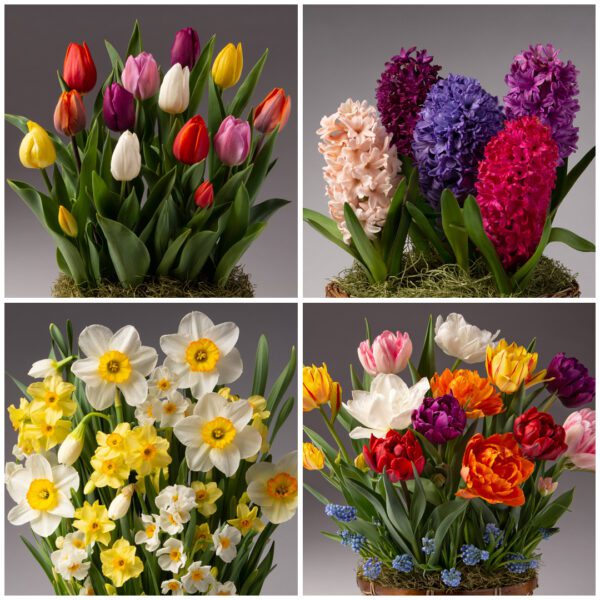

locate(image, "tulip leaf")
(548, 227), (595, 252)
(250, 197), (290, 225)
(78, 119), (99, 198)
(153, 195), (179, 259)
(97, 214), (150, 285)
(99, 133), (116, 191)
(246, 127), (278, 202)
(117, 187), (140, 230)
(417, 315), (436, 379)
(174, 229), (219, 281)
(207, 77), (222, 135)
(91, 171), (120, 219)
(155, 228), (191, 276)
(228, 49), (269, 118)
(406, 202), (453, 263)
(252, 335), (270, 396)
(218, 183), (250, 258)
(214, 165), (252, 205)
(104, 41), (124, 78)
(138, 167), (177, 231)
(126, 20), (143, 57)
(187, 35), (215, 118)
(181, 161), (206, 195)
(440, 189), (469, 270)
(52, 166), (70, 207)
(381, 177), (407, 259)
(530, 489), (574, 530)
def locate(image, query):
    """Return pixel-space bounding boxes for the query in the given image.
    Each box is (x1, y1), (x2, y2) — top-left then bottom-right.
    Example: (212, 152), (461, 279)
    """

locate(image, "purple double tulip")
(412, 394), (466, 444)
(214, 116), (251, 166)
(546, 353), (595, 408)
(171, 27), (200, 70)
(103, 83), (135, 132)
(122, 52), (160, 100)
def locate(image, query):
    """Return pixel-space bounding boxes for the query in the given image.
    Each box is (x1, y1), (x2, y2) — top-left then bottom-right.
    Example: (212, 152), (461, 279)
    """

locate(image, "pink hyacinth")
(358, 330), (412, 376)
(563, 408), (595, 471)
(475, 116), (559, 271)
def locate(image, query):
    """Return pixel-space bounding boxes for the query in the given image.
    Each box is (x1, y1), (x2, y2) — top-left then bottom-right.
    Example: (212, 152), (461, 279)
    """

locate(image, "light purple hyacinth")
(504, 44), (580, 161)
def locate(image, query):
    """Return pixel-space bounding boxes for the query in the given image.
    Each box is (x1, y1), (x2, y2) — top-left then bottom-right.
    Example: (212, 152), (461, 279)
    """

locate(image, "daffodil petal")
(203, 322), (239, 355)
(209, 445), (241, 477)
(71, 357), (102, 386)
(185, 445), (213, 471)
(178, 311), (214, 339)
(234, 427), (262, 459)
(86, 381), (116, 410)
(129, 346), (158, 376)
(78, 325), (113, 358)
(30, 511), (62, 536)
(118, 371), (148, 406)
(190, 371), (219, 398)
(160, 334), (188, 361)
(8, 500), (38, 525)
(174, 416), (204, 447)
(216, 349), (243, 384)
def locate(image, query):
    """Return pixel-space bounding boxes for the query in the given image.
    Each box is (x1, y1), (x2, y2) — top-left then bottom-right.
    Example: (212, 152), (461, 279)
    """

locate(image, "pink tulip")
(122, 52), (160, 100)
(214, 116), (251, 166)
(563, 408), (595, 470)
(536, 476), (558, 497)
(358, 330), (412, 376)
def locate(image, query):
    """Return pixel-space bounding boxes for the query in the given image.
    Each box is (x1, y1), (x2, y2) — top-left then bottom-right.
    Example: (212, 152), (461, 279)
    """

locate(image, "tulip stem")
(120, 181), (127, 199)
(216, 87), (226, 121)
(400, 479), (412, 511)
(70, 137), (82, 173)
(319, 406), (350, 463)
(451, 358), (462, 371)
(41, 168), (53, 194)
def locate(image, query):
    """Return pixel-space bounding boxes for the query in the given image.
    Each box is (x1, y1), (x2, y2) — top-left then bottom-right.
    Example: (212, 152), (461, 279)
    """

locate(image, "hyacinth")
(476, 116), (559, 271)
(483, 523), (504, 548)
(546, 352), (595, 408)
(392, 554), (413, 573)
(317, 99), (401, 242)
(362, 557), (382, 580)
(339, 530), (365, 552)
(460, 544), (489, 566)
(504, 44), (579, 161)
(421, 536), (435, 555)
(441, 568), (462, 588)
(412, 74), (504, 209)
(376, 47), (441, 157)
(325, 504), (357, 522)
(411, 394), (466, 444)
(506, 553), (539, 574)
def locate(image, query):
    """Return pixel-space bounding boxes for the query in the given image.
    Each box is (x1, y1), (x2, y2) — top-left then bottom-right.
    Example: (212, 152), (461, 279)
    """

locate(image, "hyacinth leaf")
(417, 315), (436, 380)
(344, 203), (388, 283)
(252, 335), (269, 396)
(462, 195), (513, 295)
(512, 217), (553, 287)
(551, 146), (595, 214)
(126, 20), (143, 57)
(406, 202), (453, 263)
(228, 49), (269, 118)
(381, 177), (407, 258)
(440, 189), (469, 271)
(387, 205), (412, 275)
(250, 198), (290, 224)
(173, 229), (218, 281)
(246, 127), (279, 202)
(155, 228), (191, 275)
(548, 227), (595, 252)
(303, 208), (362, 262)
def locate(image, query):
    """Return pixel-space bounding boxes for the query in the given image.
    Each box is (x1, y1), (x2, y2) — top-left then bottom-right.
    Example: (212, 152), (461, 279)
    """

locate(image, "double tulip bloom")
(63, 42), (97, 94)
(19, 121), (56, 169)
(171, 27), (200, 70)
(212, 43), (243, 89)
(358, 330), (412, 376)
(173, 115), (209, 165)
(254, 88), (292, 134)
(53, 90), (86, 137)
(122, 52), (160, 100)
(214, 116), (250, 166)
(158, 64), (190, 115)
(103, 83), (135, 132)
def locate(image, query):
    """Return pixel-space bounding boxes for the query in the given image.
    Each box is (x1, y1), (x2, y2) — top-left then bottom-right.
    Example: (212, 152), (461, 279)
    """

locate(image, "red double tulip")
(63, 42), (97, 94)
(194, 181), (214, 208)
(513, 407), (567, 461)
(363, 429), (425, 482)
(173, 115), (210, 165)
(53, 90), (86, 137)
(253, 88), (291, 134)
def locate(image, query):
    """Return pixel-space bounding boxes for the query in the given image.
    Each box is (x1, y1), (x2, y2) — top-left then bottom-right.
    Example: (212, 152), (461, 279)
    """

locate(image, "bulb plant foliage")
(305, 43), (594, 296)
(6, 311), (297, 595)
(303, 314), (595, 591)
(7, 21), (292, 292)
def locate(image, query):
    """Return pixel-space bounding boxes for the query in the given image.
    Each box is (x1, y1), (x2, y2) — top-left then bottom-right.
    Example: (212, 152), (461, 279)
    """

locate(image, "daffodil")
(108, 484), (135, 520)
(156, 484), (196, 525)
(28, 358), (60, 379)
(182, 561), (215, 594)
(79, 576), (95, 595)
(73, 500), (116, 546)
(153, 392), (190, 428)
(60, 531), (88, 552)
(227, 503), (265, 535)
(212, 525), (241, 563)
(213, 581), (237, 595)
(158, 509), (186, 535)
(51, 545), (90, 581)
(71, 325), (158, 410)
(96, 423), (131, 458)
(8, 397), (30, 431)
(194, 523), (212, 547)
(21, 410), (71, 452)
(27, 375), (76, 419)
(100, 538), (143, 588)
(191, 481), (222, 517)
(126, 425), (171, 477)
(148, 364), (182, 399)
(88, 447), (130, 491)
(157, 538), (186, 573)
(134, 514), (160, 551)
(161, 579), (183, 595)
(134, 398), (157, 426)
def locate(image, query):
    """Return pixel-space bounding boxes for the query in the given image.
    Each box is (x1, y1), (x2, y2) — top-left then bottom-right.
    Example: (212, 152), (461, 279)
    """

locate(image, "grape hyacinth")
(362, 557), (382, 580)
(504, 44), (580, 161)
(441, 568), (462, 588)
(412, 74), (504, 209)
(392, 554), (414, 573)
(483, 523), (504, 548)
(546, 353), (595, 408)
(376, 47), (441, 158)
(421, 536), (435, 555)
(539, 527), (558, 540)
(325, 504), (358, 522)
(339, 530), (366, 552)
(506, 553), (539, 574)
(460, 544), (490, 566)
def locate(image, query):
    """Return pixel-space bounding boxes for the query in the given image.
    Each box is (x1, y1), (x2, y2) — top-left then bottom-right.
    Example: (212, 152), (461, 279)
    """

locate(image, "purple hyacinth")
(375, 47), (441, 158)
(546, 352), (595, 408)
(504, 44), (579, 161)
(412, 394), (466, 444)
(412, 74), (504, 209)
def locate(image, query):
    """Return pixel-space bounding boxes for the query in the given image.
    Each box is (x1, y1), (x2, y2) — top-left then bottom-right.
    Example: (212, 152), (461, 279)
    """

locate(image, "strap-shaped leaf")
(104, 40), (124, 77)
(174, 229), (218, 281)
(551, 146), (595, 214)
(78, 119), (99, 197)
(250, 198), (290, 224)
(117, 187), (140, 230)
(214, 165), (252, 205)
(512, 217), (553, 286)
(138, 167), (177, 230)
(228, 49), (269, 118)
(245, 127), (279, 202)
(156, 228), (191, 276)
(186, 35), (215, 118)
(218, 183), (250, 258)
(548, 226), (595, 252)
(251, 335), (269, 396)
(267, 345), (296, 412)
(381, 177), (407, 258)
(181, 161), (206, 195)
(406, 202), (453, 262)
(92, 171), (120, 219)
(387, 205), (412, 275)
(440, 189), (468, 270)
(126, 20), (143, 57)
(417, 315), (436, 379)
(303, 208), (361, 262)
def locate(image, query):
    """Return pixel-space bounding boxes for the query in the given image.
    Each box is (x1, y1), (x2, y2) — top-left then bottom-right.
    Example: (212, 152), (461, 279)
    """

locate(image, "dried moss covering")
(52, 267), (255, 298)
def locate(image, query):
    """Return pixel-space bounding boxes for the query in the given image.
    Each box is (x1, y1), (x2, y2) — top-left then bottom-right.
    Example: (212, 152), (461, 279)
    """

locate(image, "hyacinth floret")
(325, 503), (358, 522)
(421, 536), (435, 555)
(392, 554), (414, 573)
(441, 568), (462, 588)
(460, 544), (489, 566)
(339, 530), (365, 552)
(362, 557), (382, 580)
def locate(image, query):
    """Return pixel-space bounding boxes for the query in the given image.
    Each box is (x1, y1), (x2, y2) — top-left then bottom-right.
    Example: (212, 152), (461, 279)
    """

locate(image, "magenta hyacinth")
(546, 353), (595, 408)
(375, 47), (441, 158)
(504, 44), (580, 161)
(411, 395), (466, 444)
(475, 116), (559, 271)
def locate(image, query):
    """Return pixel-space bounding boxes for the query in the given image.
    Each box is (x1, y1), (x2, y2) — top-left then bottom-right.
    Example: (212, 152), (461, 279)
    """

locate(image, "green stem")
(70, 137), (82, 172)
(319, 406), (350, 462)
(115, 393), (124, 425)
(41, 168), (53, 194)
(538, 393), (557, 413)
(399, 479), (411, 511)
(451, 358), (462, 371)
(120, 180), (127, 199)
(216, 87), (227, 120)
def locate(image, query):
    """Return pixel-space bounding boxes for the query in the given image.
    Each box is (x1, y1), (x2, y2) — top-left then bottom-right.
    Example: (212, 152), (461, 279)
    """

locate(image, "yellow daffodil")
(100, 538), (143, 588)
(227, 503), (265, 536)
(218, 387), (240, 402)
(88, 447), (130, 491)
(248, 395), (270, 420)
(21, 409), (71, 452)
(16, 430), (36, 456)
(19, 120), (56, 169)
(73, 500), (116, 546)
(194, 523), (212, 547)
(212, 43), (243, 89)
(191, 481), (223, 517)
(27, 374), (76, 419)
(303, 363), (341, 413)
(96, 423), (131, 458)
(302, 442), (324, 470)
(248, 416), (270, 461)
(126, 425), (171, 477)
(8, 397), (30, 431)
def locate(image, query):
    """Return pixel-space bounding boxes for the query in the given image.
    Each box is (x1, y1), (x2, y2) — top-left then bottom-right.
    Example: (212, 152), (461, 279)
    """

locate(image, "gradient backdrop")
(303, 303), (595, 595)
(4, 303), (298, 595)
(5, 4), (298, 298)
(303, 5), (595, 297)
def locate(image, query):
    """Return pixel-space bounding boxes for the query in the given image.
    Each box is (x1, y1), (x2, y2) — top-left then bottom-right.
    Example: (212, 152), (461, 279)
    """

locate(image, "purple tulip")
(546, 353), (595, 408)
(411, 395), (466, 444)
(103, 83), (135, 132)
(171, 27), (200, 70)
(214, 116), (251, 166)
(122, 52), (160, 100)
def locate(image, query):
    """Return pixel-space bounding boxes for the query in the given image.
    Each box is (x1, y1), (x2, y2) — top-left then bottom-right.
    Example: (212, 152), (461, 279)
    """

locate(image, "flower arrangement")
(303, 313), (595, 594)
(305, 43), (594, 297)
(5, 311), (297, 595)
(7, 21), (291, 297)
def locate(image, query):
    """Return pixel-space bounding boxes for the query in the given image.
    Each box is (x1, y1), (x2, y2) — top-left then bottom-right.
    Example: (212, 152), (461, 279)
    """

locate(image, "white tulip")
(110, 131), (141, 181)
(158, 64), (190, 115)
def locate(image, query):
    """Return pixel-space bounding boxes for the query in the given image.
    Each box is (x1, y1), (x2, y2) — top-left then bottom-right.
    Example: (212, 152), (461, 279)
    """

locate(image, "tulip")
(158, 64), (190, 115)
(214, 116), (250, 166)
(303, 363), (341, 413)
(19, 121), (56, 169)
(194, 181), (214, 208)
(63, 42), (97, 93)
(103, 83), (135, 132)
(302, 443), (324, 471)
(111, 131), (141, 181)
(171, 27), (200, 70)
(358, 330), (412, 376)
(57, 422), (85, 465)
(254, 88), (292, 134)
(58, 206), (78, 238)
(486, 339), (546, 394)
(354, 453), (369, 472)
(53, 90), (86, 137)
(108, 484), (135, 520)
(212, 43), (243, 89)
(172, 115), (210, 165)
(537, 476), (558, 497)
(122, 52), (160, 100)
(563, 408), (595, 470)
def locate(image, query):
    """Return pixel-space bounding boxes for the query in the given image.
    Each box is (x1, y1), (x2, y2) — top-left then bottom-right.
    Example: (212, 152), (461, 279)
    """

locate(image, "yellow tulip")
(19, 120), (56, 169)
(58, 206), (78, 238)
(303, 442), (324, 470)
(212, 43), (243, 89)
(303, 363), (340, 413)
(486, 339), (546, 394)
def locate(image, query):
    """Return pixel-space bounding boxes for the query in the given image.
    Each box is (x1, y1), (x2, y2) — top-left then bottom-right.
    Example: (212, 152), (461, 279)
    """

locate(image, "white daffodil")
(135, 398), (157, 426)
(12, 444), (27, 461)
(28, 358), (60, 378)
(434, 313), (500, 364)
(344, 374), (429, 439)
(158, 510), (185, 535)
(182, 561), (215, 593)
(246, 451), (298, 524)
(157, 538), (187, 573)
(212, 525), (241, 563)
(60, 531), (88, 552)
(79, 576), (95, 595)
(51, 545), (90, 581)
(134, 514), (160, 551)
(6, 453), (79, 536)
(155, 484), (196, 521)
(174, 393), (261, 477)
(212, 581), (237, 595)
(160, 312), (243, 398)
(71, 325), (158, 410)
(148, 364), (182, 399)
(161, 579), (184, 595)
(153, 392), (190, 428)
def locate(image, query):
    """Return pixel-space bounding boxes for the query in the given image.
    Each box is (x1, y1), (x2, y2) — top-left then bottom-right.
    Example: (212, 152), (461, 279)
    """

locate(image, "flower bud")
(158, 64), (190, 115)
(122, 52), (160, 100)
(58, 206), (78, 238)
(212, 43), (243, 89)
(254, 88), (292, 134)
(103, 83), (135, 132)
(173, 115), (210, 165)
(83, 480), (96, 495)
(354, 453), (369, 472)
(53, 90), (86, 137)
(63, 42), (97, 94)
(537, 476), (558, 497)
(111, 131), (142, 181)
(58, 422), (85, 465)
(19, 121), (56, 169)
(214, 116), (250, 166)
(171, 27), (200, 70)
(194, 181), (214, 208)
(108, 484), (135, 519)
(303, 442), (324, 470)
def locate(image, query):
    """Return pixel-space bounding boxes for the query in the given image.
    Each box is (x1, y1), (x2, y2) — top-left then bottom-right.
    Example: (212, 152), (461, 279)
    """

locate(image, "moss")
(52, 267), (255, 298)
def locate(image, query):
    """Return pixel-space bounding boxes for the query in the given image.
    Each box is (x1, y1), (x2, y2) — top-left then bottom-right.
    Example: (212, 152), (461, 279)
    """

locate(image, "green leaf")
(245, 127), (278, 201)
(156, 228), (191, 276)
(417, 315), (436, 379)
(551, 146), (595, 214)
(250, 198), (290, 224)
(138, 167), (177, 231)
(548, 227), (595, 252)
(21, 536), (54, 581)
(78, 120), (99, 198)
(117, 187), (140, 230)
(187, 36), (215, 118)
(92, 171), (120, 219)
(428, 500), (467, 565)
(269, 396), (294, 443)
(228, 49), (269, 117)
(218, 183), (250, 256)
(530, 489), (574, 529)
(381, 178), (407, 257)
(182, 162), (206, 195)
(406, 202), (453, 262)
(104, 40), (124, 76)
(252, 335), (269, 396)
(173, 229), (218, 281)
(440, 189), (468, 270)
(410, 465), (428, 527)
(304, 483), (331, 506)
(387, 204), (412, 275)
(126, 20), (143, 57)
(303, 208), (361, 262)
(267, 346), (296, 413)
(214, 165), (253, 205)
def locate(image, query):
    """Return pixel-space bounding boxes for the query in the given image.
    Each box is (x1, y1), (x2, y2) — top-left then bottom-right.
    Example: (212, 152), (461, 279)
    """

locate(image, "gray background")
(5, 5), (298, 298)
(303, 5), (595, 297)
(303, 303), (595, 595)
(4, 303), (298, 595)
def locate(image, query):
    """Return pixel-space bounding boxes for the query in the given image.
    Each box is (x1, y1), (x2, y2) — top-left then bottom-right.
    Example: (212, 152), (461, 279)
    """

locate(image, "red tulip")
(363, 429), (425, 482)
(63, 42), (97, 94)
(173, 115), (210, 165)
(513, 407), (567, 461)
(194, 181), (214, 208)
(53, 90), (86, 137)
(253, 88), (291, 134)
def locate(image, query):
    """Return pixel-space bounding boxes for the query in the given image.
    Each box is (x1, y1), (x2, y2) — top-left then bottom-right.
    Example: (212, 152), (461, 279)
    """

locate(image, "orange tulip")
(54, 90), (86, 137)
(253, 88), (291, 134)
(63, 42), (97, 94)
